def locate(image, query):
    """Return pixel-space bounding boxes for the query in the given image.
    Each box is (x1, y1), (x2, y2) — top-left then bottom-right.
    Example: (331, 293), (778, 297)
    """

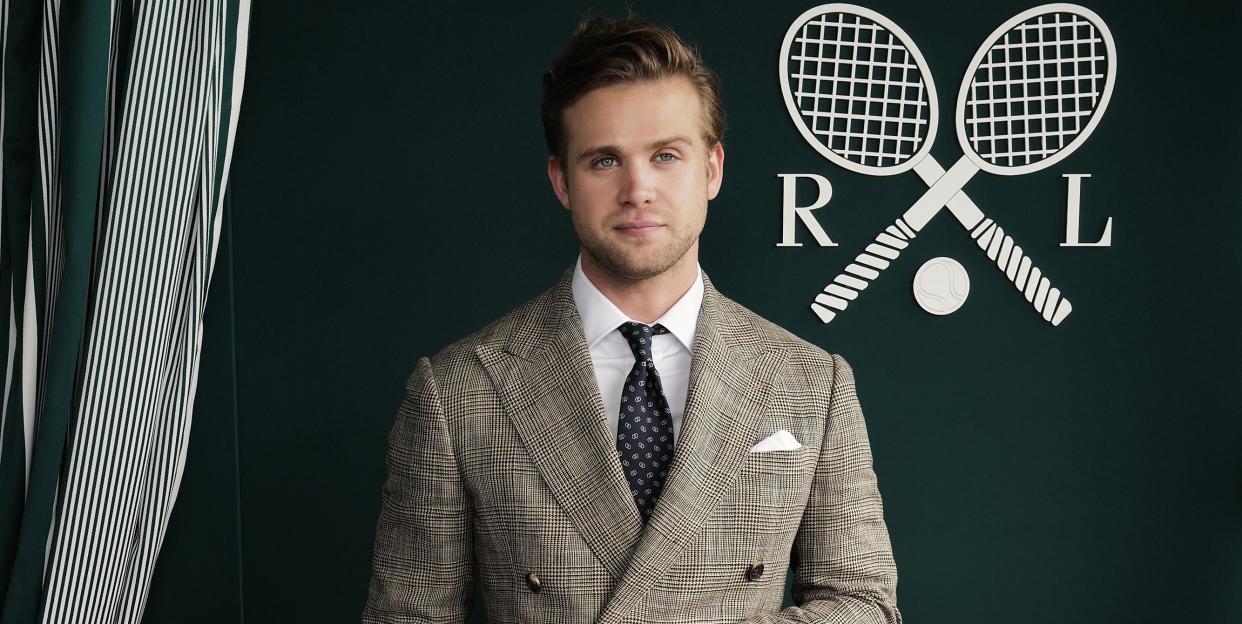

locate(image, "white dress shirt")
(571, 256), (703, 444)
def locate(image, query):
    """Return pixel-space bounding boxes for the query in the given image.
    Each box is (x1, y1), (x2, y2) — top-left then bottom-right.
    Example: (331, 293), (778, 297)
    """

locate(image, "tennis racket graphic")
(779, 3), (1116, 325)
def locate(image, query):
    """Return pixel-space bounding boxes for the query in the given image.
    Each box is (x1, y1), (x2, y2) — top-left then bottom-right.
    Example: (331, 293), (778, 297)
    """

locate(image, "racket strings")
(787, 12), (931, 168)
(965, 12), (1108, 167)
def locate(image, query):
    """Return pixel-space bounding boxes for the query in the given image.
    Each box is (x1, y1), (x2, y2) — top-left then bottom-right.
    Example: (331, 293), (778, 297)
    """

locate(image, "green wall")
(142, 1), (1242, 622)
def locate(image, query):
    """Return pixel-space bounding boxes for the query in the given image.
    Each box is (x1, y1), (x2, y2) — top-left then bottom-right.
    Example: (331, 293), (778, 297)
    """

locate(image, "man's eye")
(594, 156), (618, 169)
(655, 152), (677, 162)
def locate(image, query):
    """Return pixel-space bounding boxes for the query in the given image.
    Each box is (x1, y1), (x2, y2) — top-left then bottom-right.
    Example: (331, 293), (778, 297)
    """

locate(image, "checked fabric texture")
(616, 322), (674, 521)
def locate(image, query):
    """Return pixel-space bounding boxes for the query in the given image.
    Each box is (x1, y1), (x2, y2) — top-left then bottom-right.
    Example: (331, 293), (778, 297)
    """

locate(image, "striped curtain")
(0, 0), (249, 622)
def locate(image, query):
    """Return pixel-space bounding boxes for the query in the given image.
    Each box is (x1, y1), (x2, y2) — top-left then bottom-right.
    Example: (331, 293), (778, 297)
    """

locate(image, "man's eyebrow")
(643, 135), (694, 151)
(576, 144), (622, 162)
(575, 136), (695, 162)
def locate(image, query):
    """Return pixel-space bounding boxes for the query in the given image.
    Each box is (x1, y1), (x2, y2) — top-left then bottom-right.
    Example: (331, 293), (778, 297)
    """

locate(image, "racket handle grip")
(970, 219), (1072, 326)
(810, 217), (917, 323)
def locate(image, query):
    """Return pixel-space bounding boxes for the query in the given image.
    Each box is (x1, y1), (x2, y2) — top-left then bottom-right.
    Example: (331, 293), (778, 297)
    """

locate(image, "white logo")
(780, 3), (1116, 326)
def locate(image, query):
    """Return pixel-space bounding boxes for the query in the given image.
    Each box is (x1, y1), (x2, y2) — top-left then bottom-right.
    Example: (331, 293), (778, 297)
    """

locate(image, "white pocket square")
(749, 429), (802, 453)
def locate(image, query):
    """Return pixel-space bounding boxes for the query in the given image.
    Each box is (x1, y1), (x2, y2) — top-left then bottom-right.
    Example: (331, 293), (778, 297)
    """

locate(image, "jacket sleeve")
(362, 357), (474, 623)
(744, 354), (902, 624)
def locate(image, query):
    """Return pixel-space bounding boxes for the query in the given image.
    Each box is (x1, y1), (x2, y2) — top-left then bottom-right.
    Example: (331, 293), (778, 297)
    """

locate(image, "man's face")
(548, 77), (724, 281)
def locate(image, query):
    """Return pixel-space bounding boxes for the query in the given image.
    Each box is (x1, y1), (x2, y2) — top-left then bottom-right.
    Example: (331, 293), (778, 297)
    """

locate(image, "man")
(362, 16), (900, 624)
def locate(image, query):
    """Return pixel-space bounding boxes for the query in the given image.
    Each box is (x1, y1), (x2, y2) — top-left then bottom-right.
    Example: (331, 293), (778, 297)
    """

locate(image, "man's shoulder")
(424, 276), (561, 373)
(713, 290), (854, 401)
(713, 289), (839, 369)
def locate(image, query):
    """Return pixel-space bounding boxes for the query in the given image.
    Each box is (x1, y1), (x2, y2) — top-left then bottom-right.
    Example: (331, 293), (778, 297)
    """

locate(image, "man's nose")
(619, 163), (657, 206)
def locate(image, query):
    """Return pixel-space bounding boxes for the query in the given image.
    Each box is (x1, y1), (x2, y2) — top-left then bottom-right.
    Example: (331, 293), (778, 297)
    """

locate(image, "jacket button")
(745, 563), (765, 582)
(525, 571), (542, 592)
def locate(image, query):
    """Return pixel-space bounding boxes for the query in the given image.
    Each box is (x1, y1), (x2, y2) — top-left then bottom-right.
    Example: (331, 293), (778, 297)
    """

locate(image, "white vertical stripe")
(34, 0), (63, 425)
(2, 291), (15, 471)
(21, 220), (37, 481)
(209, 0), (248, 279)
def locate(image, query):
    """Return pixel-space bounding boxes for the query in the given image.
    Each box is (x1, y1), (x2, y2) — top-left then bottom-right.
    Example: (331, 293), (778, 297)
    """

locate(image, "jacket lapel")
(475, 270), (643, 580)
(599, 275), (790, 621)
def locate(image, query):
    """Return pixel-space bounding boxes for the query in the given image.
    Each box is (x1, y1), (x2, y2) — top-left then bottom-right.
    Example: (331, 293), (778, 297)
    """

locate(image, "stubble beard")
(576, 223), (699, 283)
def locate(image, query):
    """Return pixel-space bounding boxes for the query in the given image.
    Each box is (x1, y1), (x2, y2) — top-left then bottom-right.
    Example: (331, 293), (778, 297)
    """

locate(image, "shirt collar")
(571, 255), (703, 353)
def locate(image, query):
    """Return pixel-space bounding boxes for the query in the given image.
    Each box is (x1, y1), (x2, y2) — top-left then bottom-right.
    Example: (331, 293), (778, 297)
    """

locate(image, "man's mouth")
(615, 221), (664, 235)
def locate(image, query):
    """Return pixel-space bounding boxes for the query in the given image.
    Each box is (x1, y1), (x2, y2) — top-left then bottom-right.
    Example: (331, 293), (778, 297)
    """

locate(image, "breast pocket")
(718, 445), (818, 564)
(733, 446), (817, 519)
(739, 445), (818, 475)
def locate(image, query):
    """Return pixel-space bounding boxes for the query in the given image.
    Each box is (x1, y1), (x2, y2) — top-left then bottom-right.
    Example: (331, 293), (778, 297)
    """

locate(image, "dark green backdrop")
(139, 1), (1241, 622)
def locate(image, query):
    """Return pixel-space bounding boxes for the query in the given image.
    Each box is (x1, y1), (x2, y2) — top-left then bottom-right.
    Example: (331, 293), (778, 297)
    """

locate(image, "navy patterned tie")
(616, 321), (674, 522)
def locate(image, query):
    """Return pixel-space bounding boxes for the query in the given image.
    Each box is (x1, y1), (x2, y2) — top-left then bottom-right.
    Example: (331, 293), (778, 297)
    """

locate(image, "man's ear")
(547, 156), (571, 210)
(706, 141), (725, 201)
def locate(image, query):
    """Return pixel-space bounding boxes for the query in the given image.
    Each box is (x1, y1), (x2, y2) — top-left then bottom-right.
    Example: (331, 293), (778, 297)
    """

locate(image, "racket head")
(779, 3), (938, 176)
(955, 3), (1117, 176)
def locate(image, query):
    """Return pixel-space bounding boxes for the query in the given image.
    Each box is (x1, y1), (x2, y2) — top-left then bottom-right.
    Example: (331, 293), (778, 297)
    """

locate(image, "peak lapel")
(599, 275), (790, 620)
(475, 270), (643, 580)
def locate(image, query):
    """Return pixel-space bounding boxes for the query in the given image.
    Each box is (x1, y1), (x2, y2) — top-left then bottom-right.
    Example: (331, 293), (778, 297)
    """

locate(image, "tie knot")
(618, 322), (669, 362)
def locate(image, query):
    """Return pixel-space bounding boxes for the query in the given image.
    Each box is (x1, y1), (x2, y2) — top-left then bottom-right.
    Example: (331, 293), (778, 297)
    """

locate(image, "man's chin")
(591, 251), (683, 282)
(612, 265), (670, 281)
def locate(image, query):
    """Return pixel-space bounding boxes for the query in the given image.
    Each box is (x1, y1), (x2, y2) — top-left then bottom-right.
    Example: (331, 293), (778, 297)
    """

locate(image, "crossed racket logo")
(780, 3), (1116, 326)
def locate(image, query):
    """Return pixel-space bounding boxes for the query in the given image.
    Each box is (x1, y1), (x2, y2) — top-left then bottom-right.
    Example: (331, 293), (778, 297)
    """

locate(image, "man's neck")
(580, 247), (699, 324)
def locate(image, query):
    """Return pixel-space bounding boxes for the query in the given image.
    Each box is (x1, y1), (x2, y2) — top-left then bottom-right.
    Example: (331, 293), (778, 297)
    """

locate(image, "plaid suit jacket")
(362, 268), (901, 623)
